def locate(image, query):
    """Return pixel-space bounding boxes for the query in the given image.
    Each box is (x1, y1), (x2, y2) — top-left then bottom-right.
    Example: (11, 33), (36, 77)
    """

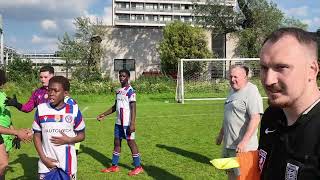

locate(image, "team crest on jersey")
(259, 149), (267, 172)
(285, 163), (299, 180)
(54, 115), (61, 122)
(44, 94), (48, 99)
(64, 115), (73, 123)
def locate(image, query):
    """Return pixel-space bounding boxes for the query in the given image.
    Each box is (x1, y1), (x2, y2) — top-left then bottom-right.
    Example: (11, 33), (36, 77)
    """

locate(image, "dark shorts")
(0, 135), (3, 144)
(114, 124), (135, 140)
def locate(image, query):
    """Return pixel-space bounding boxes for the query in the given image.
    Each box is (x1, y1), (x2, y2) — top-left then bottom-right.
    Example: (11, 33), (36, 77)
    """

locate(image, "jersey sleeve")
(32, 109), (41, 133)
(74, 109), (85, 132)
(21, 90), (37, 112)
(127, 88), (136, 102)
(247, 86), (263, 116)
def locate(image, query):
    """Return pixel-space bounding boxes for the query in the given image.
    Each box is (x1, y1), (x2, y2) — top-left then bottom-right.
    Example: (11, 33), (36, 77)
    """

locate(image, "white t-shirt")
(223, 82), (263, 150)
(32, 103), (85, 174)
(115, 85), (136, 126)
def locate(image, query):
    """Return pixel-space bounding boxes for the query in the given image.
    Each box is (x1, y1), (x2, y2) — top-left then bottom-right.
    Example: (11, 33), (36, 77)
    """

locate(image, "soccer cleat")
(100, 166), (120, 173)
(128, 166), (143, 176)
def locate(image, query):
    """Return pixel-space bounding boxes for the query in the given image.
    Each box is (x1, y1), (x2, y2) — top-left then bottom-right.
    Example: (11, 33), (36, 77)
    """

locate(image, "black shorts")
(0, 135), (3, 144)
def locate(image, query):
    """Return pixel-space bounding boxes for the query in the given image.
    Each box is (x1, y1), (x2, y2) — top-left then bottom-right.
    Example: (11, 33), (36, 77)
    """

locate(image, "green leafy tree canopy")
(159, 21), (213, 75)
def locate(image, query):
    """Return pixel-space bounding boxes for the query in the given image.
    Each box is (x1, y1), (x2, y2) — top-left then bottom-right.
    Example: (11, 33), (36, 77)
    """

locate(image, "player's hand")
(16, 129), (33, 143)
(5, 94), (19, 107)
(41, 157), (58, 169)
(96, 113), (106, 121)
(50, 132), (71, 145)
(215, 133), (223, 145)
(12, 136), (21, 149)
(236, 140), (247, 153)
(127, 125), (135, 135)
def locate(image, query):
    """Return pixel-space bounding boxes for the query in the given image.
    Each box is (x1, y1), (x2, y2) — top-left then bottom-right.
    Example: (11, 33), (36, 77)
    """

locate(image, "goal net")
(176, 58), (260, 103)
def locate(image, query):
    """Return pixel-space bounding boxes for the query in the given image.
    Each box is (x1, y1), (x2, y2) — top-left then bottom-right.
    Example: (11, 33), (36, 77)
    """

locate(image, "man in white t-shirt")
(33, 76), (85, 179)
(216, 65), (263, 180)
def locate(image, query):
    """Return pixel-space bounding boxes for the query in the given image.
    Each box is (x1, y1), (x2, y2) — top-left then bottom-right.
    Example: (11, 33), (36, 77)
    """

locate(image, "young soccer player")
(0, 69), (33, 180)
(6, 66), (81, 153)
(97, 69), (143, 176)
(32, 76), (85, 179)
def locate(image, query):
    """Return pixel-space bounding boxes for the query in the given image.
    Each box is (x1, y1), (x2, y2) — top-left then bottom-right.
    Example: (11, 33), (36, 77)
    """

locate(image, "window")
(212, 34), (226, 58)
(114, 59), (135, 71)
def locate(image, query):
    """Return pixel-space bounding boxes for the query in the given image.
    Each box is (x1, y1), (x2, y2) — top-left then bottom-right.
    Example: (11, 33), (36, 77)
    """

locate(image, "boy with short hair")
(6, 65), (54, 112)
(33, 76), (85, 179)
(97, 69), (143, 176)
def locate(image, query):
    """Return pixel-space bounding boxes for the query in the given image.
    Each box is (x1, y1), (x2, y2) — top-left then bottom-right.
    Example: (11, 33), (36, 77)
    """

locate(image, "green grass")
(6, 94), (227, 179)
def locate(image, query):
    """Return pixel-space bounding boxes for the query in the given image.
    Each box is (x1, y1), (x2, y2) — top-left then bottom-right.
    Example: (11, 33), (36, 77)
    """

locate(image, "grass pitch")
(6, 94), (227, 179)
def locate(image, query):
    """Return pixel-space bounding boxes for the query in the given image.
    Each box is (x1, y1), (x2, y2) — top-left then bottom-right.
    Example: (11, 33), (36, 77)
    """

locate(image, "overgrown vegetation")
(6, 57), (38, 83)
(194, 0), (308, 57)
(159, 21), (213, 75)
(58, 17), (105, 81)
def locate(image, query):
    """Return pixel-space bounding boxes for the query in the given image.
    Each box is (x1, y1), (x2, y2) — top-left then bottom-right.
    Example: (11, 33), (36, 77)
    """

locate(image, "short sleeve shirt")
(223, 82), (263, 150)
(32, 103), (85, 174)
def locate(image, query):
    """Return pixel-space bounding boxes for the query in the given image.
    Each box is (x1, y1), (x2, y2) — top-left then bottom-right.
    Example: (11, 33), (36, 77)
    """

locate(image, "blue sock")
(112, 151), (120, 166)
(132, 153), (141, 167)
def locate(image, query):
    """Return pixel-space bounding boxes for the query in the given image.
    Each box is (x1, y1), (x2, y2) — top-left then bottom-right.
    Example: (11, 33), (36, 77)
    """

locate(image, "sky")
(0, 0), (319, 53)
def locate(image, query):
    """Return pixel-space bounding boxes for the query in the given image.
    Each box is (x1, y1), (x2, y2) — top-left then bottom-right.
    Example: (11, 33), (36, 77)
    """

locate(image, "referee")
(259, 27), (320, 179)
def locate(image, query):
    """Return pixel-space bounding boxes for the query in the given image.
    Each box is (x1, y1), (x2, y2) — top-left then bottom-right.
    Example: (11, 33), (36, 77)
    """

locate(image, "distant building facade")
(101, 0), (238, 80)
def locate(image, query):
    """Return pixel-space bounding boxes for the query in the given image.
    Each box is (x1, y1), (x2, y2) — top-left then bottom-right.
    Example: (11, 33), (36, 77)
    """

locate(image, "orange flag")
(236, 150), (260, 180)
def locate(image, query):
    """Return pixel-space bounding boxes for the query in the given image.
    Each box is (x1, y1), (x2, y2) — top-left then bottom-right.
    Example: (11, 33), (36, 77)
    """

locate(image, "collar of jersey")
(276, 100), (320, 129)
(49, 103), (66, 111)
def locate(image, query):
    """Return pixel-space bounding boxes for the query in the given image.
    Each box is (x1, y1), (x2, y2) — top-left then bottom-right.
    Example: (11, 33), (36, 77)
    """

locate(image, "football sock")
(132, 153), (141, 167)
(112, 151), (120, 166)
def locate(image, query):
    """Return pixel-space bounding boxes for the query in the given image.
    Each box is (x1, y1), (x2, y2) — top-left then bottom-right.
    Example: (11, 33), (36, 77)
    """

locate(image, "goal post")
(176, 58), (260, 103)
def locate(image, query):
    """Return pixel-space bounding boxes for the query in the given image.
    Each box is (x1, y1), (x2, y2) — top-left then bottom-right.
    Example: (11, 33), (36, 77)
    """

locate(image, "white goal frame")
(176, 58), (260, 104)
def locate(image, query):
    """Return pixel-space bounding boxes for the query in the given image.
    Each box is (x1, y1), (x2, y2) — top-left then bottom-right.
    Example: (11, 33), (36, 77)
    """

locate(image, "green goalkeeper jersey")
(0, 91), (13, 152)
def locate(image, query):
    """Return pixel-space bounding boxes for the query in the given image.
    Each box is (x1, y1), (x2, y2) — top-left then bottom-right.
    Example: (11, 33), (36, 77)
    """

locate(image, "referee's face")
(260, 35), (314, 108)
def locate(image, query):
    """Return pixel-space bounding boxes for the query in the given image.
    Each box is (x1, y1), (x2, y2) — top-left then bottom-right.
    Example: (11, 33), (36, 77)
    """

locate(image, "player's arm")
(0, 126), (31, 142)
(96, 100), (116, 121)
(50, 131), (85, 145)
(34, 132), (57, 168)
(6, 91), (36, 112)
(129, 101), (136, 133)
(237, 113), (261, 152)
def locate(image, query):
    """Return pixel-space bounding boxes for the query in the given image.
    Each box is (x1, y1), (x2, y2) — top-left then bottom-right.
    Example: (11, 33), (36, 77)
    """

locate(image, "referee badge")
(259, 149), (267, 172)
(285, 163), (299, 180)
(54, 115), (61, 122)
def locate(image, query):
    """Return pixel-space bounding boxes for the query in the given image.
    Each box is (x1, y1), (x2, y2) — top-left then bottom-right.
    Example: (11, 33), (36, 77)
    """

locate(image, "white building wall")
(100, 26), (237, 81)
(101, 26), (163, 80)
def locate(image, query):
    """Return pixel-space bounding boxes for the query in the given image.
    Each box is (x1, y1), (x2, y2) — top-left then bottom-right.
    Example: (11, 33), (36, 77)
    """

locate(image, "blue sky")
(0, 0), (319, 53)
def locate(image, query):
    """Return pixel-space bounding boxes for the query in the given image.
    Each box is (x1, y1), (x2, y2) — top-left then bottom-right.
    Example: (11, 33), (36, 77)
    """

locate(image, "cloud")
(41, 19), (57, 31)
(0, 0), (95, 21)
(284, 6), (309, 17)
(31, 35), (56, 44)
(302, 17), (320, 31)
(102, 6), (113, 25)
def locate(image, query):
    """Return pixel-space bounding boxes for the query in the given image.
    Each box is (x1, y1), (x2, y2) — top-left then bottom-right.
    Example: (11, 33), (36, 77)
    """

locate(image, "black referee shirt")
(258, 103), (320, 180)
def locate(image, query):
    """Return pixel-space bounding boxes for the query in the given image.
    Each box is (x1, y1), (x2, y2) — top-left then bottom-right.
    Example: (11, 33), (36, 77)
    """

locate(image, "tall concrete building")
(112, 0), (236, 27)
(101, 0), (238, 80)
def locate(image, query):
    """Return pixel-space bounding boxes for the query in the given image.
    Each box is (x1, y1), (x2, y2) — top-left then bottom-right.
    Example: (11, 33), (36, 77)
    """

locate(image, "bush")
(7, 57), (38, 82)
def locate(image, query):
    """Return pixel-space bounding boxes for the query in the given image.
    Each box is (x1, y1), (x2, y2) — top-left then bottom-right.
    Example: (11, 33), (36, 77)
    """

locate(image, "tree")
(7, 57), (37, 82)
(194, 0), (307, 57)
(159, 21), (213, 75)
(58, 17), (105, 81)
